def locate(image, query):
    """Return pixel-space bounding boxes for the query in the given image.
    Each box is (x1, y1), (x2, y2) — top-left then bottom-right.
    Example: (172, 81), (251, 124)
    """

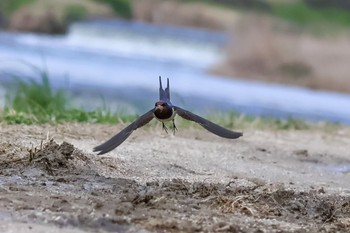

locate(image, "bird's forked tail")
(159, 76), (170, 101)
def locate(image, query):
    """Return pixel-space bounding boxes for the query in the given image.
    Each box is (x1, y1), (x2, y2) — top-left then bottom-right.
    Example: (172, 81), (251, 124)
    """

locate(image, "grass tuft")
(7, 72), (67, 122)
(1, 69), (136, 124)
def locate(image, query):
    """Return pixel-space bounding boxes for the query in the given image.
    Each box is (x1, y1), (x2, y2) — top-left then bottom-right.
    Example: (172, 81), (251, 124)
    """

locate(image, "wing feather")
(93, 110), (154, 155)
(174, 106), (242, 139)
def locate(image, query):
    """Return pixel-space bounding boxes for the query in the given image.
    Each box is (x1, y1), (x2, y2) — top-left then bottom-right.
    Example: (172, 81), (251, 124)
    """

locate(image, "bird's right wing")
(93, 110), (154, 155)
(175, 106), (243, 139)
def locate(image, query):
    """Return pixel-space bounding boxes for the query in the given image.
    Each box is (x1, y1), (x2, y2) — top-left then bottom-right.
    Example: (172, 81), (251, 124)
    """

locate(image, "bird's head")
(154, 101), (168, 111)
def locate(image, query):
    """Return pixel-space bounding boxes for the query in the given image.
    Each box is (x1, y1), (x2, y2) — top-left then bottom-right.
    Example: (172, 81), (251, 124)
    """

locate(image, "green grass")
(179, 0), (269, 11)
(64, 4), (88, 25)
(0, 0), (35, 16)
(174, 110), (328, 131)
(205, 112), (312, 131)
(271, 1), (350, 30)
(1, 70), (137, 124)
(93, 0), (132, 18)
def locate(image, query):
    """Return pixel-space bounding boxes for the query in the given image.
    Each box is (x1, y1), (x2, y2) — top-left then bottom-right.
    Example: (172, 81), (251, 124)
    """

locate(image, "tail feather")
(165, 78), (170, 100)
(159, 76), (169, 101)
(159, 76), (166, 100)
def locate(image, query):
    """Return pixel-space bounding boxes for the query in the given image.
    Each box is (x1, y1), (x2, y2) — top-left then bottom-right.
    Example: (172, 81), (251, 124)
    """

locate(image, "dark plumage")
(154, 101), (173, 120)
(93, 77), (243, 155)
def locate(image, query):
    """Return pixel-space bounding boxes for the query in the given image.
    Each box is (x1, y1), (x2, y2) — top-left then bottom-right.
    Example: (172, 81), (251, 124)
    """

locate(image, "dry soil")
(0, 123), (349, 232)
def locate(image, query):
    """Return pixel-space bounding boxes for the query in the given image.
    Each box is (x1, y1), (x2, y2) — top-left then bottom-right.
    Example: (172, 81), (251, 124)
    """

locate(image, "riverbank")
(212, 15), (350, 93)
(1, 0), (350, 93)
(3, 0), (350, 33)
(0, 123), (349, 232)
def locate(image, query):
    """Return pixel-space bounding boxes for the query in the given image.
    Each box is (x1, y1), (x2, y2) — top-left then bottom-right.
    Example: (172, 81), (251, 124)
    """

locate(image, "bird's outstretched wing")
(93, 110), (154, 155)
(174, 106), (243, 139)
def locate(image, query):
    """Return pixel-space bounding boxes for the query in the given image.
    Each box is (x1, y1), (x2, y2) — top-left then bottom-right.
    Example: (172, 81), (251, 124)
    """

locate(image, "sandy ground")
(0, 123), (350, 232)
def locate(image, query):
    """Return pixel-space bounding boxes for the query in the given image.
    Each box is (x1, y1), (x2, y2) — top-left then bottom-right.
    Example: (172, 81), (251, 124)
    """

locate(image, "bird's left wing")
(93, 110), (154, 155)
(174, 106), (243, 139)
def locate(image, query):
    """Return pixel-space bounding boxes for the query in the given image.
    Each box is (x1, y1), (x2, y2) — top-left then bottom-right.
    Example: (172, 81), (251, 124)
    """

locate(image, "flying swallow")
(93, 77), (243, 155)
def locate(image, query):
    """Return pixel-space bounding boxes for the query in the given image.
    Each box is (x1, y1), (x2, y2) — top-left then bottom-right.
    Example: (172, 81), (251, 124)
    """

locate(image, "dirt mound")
(0, 139), (86, 176)
(0, 139), (112, 181)
(0, 141), (28, 174)
(28, 140), (75, 175)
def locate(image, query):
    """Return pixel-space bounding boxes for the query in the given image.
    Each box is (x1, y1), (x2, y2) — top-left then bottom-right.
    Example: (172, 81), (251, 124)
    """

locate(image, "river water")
(0, 19), (349, 124)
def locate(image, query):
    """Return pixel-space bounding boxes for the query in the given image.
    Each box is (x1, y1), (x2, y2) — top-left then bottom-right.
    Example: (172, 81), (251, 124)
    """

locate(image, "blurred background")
(0, 0), (349, 124)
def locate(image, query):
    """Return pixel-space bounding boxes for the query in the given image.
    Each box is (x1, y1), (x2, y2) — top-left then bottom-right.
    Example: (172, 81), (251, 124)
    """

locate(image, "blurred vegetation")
(0, 0), (34, 15)
(180, 0), (350, 29)
(271, 1), (350, 29)
(1, 71), (137, 124)
(305, 0), (350, 11)
(0, 67), (335, 131)
(2, 0), (350, 33)
(64, 4), (88, 24)
(93, 0), (132, 18)
(180, 0), (270, 11)
(206, 112), (312, 131)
